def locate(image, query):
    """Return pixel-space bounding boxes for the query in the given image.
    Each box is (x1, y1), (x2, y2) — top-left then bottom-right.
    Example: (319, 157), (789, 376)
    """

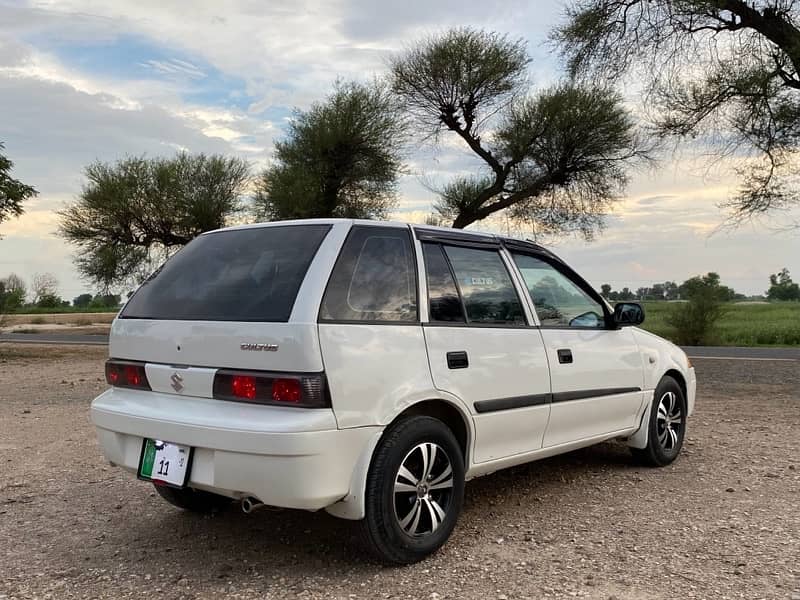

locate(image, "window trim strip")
(414, 227), (501, 248)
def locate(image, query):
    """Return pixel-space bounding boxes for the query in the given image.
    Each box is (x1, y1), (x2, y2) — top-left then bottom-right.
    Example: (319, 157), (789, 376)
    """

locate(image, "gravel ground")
(1, 344), (798, 600)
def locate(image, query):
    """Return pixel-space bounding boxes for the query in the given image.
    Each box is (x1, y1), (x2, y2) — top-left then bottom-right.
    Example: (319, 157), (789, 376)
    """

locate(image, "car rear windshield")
(120, 224), (330, 322)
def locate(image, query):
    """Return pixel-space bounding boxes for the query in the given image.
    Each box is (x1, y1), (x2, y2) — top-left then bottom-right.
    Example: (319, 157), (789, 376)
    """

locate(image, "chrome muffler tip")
(241, 496), (264, 514)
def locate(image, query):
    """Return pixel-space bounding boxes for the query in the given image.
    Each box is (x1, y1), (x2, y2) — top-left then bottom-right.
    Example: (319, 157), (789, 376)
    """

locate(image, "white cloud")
(0, 60), (275, 296)
(140, 58), (206, 79)
(0, 0), (798, 299)
(15, 0), (564, 108)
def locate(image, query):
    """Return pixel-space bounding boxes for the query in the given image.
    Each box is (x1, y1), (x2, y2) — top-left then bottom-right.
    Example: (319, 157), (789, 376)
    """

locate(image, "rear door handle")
(447, 351), (469, 369)
(557, 349), (573, 364)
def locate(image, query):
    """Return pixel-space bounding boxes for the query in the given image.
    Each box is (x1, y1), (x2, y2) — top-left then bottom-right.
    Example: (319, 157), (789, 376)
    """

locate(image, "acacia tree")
(391, 28), (646, 232)
(555, 0), (800, 222)
(253, 80), (406, 221)
(0, 142), (37, 234)
(59, 153), (250, 289)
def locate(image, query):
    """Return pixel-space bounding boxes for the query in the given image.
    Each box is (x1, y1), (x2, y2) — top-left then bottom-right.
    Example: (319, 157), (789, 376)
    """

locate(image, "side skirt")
(465, 427), (638, 480)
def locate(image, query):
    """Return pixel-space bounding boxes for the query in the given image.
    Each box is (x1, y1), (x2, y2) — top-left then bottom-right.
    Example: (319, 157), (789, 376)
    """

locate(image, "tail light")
(232, 375), (257, 400)
(213, 370), (328, 408)
(105, 360), (151, 391)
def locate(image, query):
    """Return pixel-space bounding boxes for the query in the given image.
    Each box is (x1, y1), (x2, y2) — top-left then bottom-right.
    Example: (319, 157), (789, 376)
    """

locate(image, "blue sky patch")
(25, 32), (256, 110)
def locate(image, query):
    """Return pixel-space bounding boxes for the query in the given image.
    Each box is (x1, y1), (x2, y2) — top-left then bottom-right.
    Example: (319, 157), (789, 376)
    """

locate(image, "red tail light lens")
(232, 375), (257, 400)
(105, 360), (150, 390)
(124, 365), (141, 387)
(213, 370), (327, 408)
(272, 378), (301, 403)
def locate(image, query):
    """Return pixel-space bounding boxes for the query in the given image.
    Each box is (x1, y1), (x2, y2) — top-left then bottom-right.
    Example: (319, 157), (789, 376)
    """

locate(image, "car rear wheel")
(359, 415), (465, 564)
(153, 484), (231, 513)
(632, 375), (687, 467)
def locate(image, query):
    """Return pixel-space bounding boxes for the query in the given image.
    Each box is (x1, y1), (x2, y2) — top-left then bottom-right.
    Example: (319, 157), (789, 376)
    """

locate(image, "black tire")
(632, 375), (687, 467)
(359, 416), (465, 565)
(153, 484), (231, 513)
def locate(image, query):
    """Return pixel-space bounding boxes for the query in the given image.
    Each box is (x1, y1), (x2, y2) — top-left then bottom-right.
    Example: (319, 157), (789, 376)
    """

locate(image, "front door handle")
(557, 349), (573, 364)
(447, 351), (469, 369)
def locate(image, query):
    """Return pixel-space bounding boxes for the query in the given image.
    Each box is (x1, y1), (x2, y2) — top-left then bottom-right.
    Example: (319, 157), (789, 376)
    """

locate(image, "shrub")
(89, 293), (121, 309)
(73, 293), (93, 308)
(36, 294), (62, 309)
(667, 288), (723, 345)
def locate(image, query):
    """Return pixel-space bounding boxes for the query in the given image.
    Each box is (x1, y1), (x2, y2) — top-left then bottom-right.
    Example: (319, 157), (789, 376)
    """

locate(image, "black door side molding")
(551, 387), (641, 403)
(473, 387), (642, 413)
(474, 394), (550, 413)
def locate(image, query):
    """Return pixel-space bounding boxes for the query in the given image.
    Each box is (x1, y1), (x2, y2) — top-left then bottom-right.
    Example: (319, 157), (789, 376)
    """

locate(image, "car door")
(419, 236), (552, 464)
(507, 250), (645, 448)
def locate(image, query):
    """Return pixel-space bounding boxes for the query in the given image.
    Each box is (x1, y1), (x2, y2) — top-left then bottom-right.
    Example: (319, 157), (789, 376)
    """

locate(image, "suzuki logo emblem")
(170, 372), (184, 393)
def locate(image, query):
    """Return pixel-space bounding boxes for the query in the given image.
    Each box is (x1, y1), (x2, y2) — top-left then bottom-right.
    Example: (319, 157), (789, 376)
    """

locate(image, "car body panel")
(110, 319), (325, 373)
(317, 323), (438, 428)
(538, 327), (646, 447)
(631, 326), (696, 416)
(423, 325), (551, 463)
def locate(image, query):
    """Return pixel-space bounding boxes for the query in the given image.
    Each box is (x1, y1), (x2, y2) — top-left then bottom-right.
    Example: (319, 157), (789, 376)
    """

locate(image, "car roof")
(205, 218), (558, 259)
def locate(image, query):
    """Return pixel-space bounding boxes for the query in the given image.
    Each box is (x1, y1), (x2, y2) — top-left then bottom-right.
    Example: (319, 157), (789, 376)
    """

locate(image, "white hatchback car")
(91, 219), (696, 564)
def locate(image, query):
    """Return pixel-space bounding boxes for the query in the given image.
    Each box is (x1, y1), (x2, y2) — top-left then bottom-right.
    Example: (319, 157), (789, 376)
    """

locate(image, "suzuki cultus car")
(91, 219), (696, 564)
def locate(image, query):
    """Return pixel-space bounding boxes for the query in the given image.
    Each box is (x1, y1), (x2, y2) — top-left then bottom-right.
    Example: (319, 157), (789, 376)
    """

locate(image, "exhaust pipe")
(241, 496), (264, 514)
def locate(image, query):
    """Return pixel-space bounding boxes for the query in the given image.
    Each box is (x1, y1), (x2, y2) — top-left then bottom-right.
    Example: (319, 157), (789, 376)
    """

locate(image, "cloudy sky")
(1, 0), (798, 299)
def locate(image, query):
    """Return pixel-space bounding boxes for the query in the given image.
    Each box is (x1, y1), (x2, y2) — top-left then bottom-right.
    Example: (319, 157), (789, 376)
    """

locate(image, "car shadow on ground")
(94, 441), (642, 577)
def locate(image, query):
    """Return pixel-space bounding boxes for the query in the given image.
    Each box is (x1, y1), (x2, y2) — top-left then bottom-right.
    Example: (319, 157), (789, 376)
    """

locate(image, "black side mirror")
(613, 302), (645, 326)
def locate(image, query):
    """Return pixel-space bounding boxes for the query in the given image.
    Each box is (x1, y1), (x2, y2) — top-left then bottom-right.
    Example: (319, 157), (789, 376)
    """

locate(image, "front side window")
(320, 226), (417, 323)
(443, 246), (525, 325)
(511, 253), (606, 328)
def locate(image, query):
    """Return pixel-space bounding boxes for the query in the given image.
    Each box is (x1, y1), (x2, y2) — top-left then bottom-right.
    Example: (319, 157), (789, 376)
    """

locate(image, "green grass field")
(640, 301), (800, 346)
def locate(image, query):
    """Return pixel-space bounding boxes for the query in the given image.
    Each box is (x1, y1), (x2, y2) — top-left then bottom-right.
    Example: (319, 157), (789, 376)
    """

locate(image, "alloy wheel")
(656, 391), (683, 451)
(393, 442), (454, 537)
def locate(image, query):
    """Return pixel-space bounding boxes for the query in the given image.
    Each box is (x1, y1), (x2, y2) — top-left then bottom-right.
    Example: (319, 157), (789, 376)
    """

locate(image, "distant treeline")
(602, 269), (799, 302)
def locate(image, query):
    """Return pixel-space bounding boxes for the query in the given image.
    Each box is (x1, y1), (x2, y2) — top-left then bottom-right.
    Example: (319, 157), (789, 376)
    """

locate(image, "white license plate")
(137, 439), (193, 488)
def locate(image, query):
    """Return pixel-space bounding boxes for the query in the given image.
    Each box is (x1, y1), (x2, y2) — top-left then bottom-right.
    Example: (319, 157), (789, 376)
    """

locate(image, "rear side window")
(320, 226), (417, 323)
(422, 243), (465, 322)
(121, 225), (330, 322)
(443, 246), (525, 325)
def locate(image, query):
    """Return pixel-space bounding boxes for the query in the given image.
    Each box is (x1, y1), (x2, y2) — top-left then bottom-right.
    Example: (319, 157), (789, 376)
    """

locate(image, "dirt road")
(1, 344), (798, 599)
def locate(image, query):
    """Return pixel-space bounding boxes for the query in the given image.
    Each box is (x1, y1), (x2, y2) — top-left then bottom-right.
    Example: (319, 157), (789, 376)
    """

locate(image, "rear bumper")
(91, 388), (380, 511)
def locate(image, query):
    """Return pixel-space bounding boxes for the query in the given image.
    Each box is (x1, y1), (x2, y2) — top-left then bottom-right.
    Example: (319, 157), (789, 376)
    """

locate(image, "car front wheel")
(359, 415), (465, 564)
(632, 375), (687, 467)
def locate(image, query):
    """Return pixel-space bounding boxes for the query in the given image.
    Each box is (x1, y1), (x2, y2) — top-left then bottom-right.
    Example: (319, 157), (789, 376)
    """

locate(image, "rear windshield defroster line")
(120, 224), (331, 322)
